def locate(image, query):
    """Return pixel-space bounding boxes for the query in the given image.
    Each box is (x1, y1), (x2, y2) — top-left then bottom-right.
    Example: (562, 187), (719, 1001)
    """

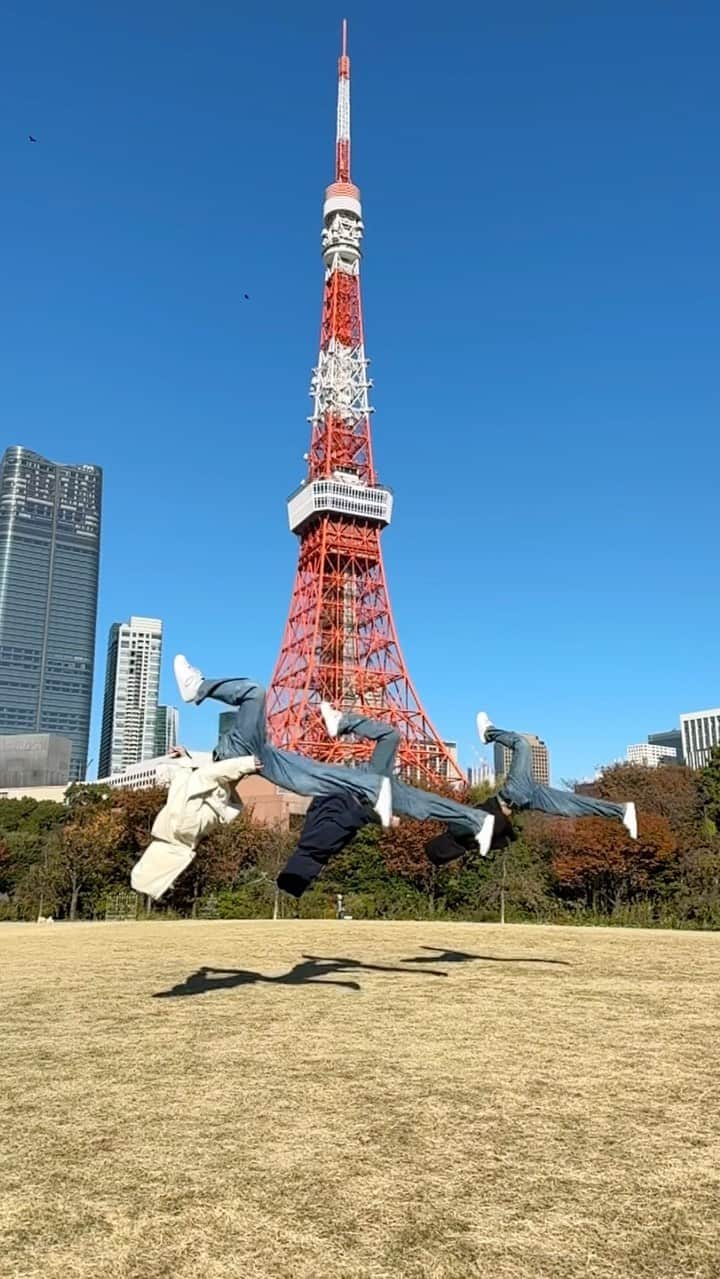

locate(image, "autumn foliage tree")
(542, 813), (676, 913)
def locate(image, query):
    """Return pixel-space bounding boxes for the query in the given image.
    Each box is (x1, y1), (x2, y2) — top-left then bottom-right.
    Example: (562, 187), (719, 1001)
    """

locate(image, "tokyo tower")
(267, 21), (462, 788)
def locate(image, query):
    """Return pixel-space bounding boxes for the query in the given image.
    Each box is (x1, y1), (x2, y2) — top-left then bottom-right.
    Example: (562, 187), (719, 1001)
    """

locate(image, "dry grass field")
(2, 920), (720, 1279)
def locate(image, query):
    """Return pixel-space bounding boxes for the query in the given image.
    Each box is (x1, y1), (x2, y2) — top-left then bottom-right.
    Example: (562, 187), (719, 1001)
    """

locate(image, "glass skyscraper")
(0, 446), (102, 780)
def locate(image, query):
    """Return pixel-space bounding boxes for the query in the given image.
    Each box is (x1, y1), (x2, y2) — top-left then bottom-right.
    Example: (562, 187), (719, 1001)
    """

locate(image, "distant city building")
(155, 705), (179, 756)
(648, 729), (684, 765)
(0, 445), (102, 780)
(680, 709), (720, 771)
(466, 760), (496, 788)
(0, 783), (67, 803)
(0, 733), (72, 788)
(406, 739), (460, 786)
(494, 733), (550, 787)
(98, 617), (163, 777)
(626, 742), (677, 768)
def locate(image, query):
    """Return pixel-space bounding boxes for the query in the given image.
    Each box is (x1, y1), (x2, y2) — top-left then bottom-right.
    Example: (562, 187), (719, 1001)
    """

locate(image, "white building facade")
(98, 617), (163, 777)
(626, 742), (678, 768)
(680, 709), (720, 771)
(97, 751), (213, 791)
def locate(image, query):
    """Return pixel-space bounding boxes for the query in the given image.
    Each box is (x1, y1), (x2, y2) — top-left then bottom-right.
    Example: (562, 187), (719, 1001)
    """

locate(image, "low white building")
(97, 752), (213, 791)
(626, 743), (678, 768)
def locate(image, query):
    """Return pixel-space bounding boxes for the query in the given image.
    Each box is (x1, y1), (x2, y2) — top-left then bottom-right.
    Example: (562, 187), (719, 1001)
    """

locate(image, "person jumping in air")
(424, 712), (637, 869)
(131, 746), (261, 900)
(174, 655), (494, 849)
(276, 704), (402, 899)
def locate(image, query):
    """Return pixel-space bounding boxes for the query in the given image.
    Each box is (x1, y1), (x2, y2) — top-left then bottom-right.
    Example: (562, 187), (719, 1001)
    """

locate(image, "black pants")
(277, 792), (375, 898)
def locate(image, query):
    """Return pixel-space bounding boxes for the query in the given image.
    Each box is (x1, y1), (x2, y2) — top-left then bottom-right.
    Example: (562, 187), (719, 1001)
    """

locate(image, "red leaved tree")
(545, 813), (676, 913)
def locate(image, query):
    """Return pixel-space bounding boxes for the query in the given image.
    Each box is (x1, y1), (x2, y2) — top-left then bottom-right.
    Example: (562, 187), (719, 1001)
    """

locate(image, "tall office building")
(0, 446), (102, 780)
(98, 617), (163, 777)
(494, 733), (551, 787)
(155, 705), (179, 756)
(680, 709), (720, 771)
(648, 729), (684, 764)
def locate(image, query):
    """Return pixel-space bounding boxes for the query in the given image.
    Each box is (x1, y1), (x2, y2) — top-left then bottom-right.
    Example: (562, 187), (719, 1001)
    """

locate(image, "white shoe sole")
(373, 776), (392, 829)
(475, 812), (495, 856)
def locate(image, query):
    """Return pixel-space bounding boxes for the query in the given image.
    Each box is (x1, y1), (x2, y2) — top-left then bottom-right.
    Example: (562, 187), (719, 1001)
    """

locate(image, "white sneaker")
(373, 776), (392, 829)
(320, 701), (343, 738)
(173, 654), (203, 703)
(623, 802), (638, 841)
(476, 711), (494, 744)
(475, 812), (495, 857)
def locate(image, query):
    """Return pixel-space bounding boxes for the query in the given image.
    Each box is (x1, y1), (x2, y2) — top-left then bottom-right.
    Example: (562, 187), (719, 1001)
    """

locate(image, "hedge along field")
(2, 918), (719, 1279)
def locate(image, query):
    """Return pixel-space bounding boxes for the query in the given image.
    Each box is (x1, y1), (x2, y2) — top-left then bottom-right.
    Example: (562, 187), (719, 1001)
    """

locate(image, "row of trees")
(1, 750), (720, 927)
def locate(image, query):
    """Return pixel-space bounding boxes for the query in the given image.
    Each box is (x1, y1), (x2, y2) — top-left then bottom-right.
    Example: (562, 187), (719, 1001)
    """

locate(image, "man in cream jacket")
(131, 746), (260, 900)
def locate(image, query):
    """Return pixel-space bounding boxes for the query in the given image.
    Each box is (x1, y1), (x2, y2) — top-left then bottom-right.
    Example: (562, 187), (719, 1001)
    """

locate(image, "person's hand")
(169, 745), (190, 759)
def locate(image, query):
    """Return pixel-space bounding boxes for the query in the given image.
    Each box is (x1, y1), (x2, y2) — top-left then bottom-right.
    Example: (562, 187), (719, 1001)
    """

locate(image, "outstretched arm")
(202, 755), (262, 782)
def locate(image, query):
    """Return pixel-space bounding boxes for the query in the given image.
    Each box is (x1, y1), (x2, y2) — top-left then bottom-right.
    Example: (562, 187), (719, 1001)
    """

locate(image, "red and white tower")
(267, 21), (462, 788)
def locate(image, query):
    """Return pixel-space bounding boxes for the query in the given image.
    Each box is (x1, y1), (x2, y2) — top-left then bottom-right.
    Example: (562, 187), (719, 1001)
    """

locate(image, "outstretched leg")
(183, 664), (385, 809)
(197, 676), (268, 758)
(322, 703), (492, 848)
(390, 778), (488, 841)
(525, 785), (628, 824)
(333, 709), (401, 777)
(482, 724), (536, 808)
(479, 713), (635, 835)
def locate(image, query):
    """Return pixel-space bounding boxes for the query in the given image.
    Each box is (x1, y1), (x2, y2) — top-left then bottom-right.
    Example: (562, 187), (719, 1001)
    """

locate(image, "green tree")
(698, 746), (720, 833)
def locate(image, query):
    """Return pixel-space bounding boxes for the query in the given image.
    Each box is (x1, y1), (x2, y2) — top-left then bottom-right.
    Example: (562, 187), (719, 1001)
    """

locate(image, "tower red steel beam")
(267, 21), (463, 788)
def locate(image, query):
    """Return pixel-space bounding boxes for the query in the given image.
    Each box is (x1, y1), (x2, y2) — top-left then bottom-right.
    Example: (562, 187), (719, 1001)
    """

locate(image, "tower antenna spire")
(336, 18), (351, 182)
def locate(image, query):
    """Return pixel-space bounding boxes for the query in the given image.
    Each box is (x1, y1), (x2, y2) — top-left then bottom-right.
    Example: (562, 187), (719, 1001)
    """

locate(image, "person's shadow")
(154, 952), (448, 999)
(400, 945), (571, 966)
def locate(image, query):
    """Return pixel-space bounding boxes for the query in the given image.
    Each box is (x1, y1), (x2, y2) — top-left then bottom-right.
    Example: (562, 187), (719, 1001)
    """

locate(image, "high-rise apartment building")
(648, 729), (684, 764)
(155, 705), (179, 756)
(680, 709), (720, 771)
(626, 742), (677, 768)
(98, 617), (163, 777)
(0, 446), (102, 780)
(494, 733), (550, 787)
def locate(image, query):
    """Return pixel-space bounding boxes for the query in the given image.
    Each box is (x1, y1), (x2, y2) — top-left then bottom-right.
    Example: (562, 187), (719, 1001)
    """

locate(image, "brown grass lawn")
(1, 921), (720, 1279)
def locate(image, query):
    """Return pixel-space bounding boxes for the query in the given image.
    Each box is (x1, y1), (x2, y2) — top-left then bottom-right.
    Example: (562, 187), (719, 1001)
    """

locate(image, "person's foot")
(475, 811), (495, 856)
(320, 701), (343, 738)
(476, 711), (494, 743)
(623, 802), (638, 841)
(374, 776), (392, 828)
(174, 654), (203, 703)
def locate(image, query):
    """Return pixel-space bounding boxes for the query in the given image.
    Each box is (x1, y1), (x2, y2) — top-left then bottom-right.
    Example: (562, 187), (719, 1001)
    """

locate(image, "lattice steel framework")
(267, 21), (462, 787)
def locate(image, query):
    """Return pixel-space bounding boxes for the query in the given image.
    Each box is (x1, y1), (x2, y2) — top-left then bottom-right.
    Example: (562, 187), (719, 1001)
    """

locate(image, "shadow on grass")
(399, 945), (572, 966)
(154, 952), (449, 999)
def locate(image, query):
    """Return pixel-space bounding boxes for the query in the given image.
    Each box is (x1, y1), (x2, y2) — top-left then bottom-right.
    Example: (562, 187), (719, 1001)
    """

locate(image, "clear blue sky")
(2, 1), (718, 783)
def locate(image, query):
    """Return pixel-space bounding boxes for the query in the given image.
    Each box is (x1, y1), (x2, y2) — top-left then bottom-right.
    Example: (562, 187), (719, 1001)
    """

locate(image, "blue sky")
(2, 0), (718, 783)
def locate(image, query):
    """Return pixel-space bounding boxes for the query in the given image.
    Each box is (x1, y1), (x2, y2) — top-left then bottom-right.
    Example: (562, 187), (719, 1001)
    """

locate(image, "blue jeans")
(489, 727), (625, 822)
(200, 679), (384, 805)
(336, 710), (401, 777)
(202, 680), (484, 838)
(337, 711), (484, 839)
